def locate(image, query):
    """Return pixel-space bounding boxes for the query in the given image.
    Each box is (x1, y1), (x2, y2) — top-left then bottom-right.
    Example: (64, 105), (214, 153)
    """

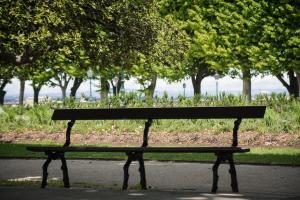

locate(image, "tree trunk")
(296, 71), (300, 99)
(242, 69), (251, 102)
(111, 75), (123, 96)
(276, 69), (299, 98)
(191, 72), (204, 95)
(70, 77), (83, 98)
(145, 75), (157, 100)
(49, 72), (72, 100)
(33, 86), (41, 104)
(288, 69), (299, 97)
(116, 79), (122, 94)
(0, 79), (9, 105)
(100, 77), (110, 100)
(19, 79), (25, 106)
(61, 86), (67, 99)
(112, 85), (117, 96)
(0, 90), (5, 105)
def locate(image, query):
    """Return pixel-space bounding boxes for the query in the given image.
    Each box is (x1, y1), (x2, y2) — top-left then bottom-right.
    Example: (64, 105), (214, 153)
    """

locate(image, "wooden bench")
(27, 106), (266, 192)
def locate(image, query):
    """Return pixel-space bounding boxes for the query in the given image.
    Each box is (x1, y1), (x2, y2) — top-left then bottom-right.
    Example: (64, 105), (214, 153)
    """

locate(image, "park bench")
(27, 106), (266, 192)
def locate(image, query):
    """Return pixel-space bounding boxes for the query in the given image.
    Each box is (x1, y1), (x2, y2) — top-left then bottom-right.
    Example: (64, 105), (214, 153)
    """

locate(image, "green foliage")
(160, 0), (299, 81)
(159, 0), (219, 88)
(1, 0), (166, 98)
(1, 0), (299, 105)
(253, 1), (300, 74)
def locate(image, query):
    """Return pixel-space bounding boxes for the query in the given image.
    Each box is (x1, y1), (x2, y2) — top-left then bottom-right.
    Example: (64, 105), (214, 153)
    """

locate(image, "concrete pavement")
(1, 186), (300, 200)
(0, 159), (300, 199)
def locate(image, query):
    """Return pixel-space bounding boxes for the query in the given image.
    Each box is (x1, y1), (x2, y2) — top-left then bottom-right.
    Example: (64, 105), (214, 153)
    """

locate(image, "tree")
(0, 0), (79, 66)
(0, 0), (84, 104)
(209, 0), (267, 101)
(253, 1), (300, 97)
(77, 0), (165, 99)
(212, 0), (300, 99)
(1, 0), (176, 103)
(49, 71), (72, 99)
(29, 66), (52, 104)
(160, 0), (226, 95)
(65, 48), (91, 98)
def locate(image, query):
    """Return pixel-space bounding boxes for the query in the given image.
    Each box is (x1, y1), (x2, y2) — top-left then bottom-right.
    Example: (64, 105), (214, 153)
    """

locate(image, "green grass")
(0, 143), (299, 166)
(0, 179), (64, 188)
(1, 93), (299, 135)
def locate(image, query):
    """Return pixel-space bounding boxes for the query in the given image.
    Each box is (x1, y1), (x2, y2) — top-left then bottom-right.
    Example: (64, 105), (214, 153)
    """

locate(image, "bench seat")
(27, 146), (250, 153)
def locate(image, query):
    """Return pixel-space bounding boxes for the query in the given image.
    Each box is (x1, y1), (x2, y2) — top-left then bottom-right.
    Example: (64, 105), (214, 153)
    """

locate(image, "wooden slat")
(51, 106), (266, 120)
(27, 146), (250, 153)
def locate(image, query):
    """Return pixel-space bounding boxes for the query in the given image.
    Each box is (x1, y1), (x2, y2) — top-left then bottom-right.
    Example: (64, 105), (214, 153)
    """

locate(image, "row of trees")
(0, 0), (299, 105)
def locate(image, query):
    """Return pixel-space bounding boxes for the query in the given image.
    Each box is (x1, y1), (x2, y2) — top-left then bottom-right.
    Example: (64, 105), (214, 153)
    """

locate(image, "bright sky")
(4, 74), (288, 99)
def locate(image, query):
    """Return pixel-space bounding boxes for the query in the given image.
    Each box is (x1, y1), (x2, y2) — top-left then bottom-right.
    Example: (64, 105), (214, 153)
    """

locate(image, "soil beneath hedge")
(1, 131), (300, 147)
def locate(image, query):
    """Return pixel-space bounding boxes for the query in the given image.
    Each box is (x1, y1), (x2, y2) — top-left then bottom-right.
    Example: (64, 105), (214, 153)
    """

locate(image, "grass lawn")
(0, 143), (299, 166)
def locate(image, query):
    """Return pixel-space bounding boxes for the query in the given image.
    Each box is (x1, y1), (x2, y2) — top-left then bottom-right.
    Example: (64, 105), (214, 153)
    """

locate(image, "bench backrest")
(51, 106), (266, 120)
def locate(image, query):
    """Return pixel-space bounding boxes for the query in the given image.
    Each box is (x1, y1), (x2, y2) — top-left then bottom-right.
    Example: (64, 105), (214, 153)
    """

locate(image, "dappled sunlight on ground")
(176, 193), (248, 200)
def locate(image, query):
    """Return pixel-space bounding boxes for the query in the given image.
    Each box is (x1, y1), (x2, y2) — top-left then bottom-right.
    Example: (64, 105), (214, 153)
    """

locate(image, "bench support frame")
(142, 119), (152, 147)
(212, 152), (238, 193)
(232, 118), (242, 147)
(37, 118), (243, 192)
(64, 120), (75, 147)
(41, 151), (70, 188)
(123, 119), (152, 190)
(39, 150), (240, 193)
(123, 152), (147, 190)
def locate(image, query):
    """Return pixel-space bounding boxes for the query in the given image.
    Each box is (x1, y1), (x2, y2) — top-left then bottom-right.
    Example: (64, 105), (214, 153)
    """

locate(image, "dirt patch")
(1, 131), (300, 147)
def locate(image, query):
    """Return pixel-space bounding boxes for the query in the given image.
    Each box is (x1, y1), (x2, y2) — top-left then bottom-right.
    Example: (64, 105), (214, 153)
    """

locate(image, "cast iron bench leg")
(59, 154), (70, 188)
(41, 156), (52, 188)
(212, 155), (222, 193)
(123, 153), (133, 190)
(228, 155), (238, 192)
(123, 152), (147, 190)
(41, 152), (70, 188)
(212, 153), (239, 193)
(138, 154), (147, 190)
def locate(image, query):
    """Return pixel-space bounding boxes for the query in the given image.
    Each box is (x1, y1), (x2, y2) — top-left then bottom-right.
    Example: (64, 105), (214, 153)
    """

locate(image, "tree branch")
(0, 79), (9, 91)
(66, 75), (72, 86)
(276, 74), (290, 90)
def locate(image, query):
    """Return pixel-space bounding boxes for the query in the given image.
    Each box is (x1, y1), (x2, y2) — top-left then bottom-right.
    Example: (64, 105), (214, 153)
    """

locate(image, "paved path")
(1, 186), (300, 200)
(1, 159), (300, 199)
